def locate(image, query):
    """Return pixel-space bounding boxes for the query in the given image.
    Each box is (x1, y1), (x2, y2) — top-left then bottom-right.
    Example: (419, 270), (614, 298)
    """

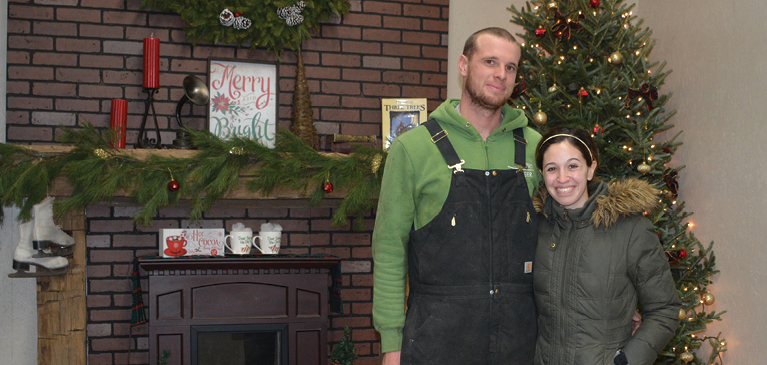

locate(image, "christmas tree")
(508, 0), (726, 364)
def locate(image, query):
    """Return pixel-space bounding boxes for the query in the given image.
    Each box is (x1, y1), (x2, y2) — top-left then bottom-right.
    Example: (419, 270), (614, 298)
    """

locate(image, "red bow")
(510, 82), (527, 100)
(626, 83), (658, 111)
(551, 10), (585, 40)
(663, 168), (678, 199)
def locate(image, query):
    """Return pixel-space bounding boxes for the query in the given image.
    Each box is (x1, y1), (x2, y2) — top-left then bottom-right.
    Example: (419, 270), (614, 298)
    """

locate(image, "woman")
(532, 127), (680, 365)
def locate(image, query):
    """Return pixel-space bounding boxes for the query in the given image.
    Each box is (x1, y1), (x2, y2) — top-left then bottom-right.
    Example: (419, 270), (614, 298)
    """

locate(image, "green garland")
(140, 0), (351, 57)
(0, 124), (386, 231)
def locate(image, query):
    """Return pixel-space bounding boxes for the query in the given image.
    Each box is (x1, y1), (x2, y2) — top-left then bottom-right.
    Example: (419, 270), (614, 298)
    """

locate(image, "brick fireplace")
(85, 203), (376, 365)
(6, 0), (449, 364)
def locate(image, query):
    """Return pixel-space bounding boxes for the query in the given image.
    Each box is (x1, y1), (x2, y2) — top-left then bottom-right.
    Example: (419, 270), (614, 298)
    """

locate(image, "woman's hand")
(382, 351), (401, 365)
(632, 311), (642, 335)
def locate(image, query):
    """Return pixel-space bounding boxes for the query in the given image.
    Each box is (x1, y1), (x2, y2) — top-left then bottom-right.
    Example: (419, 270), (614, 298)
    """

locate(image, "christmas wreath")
(140, 0), (351, 57)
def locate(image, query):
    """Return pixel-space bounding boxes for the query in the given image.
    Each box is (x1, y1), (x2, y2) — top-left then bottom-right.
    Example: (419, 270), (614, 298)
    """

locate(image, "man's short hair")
(462, 27), (518, 61)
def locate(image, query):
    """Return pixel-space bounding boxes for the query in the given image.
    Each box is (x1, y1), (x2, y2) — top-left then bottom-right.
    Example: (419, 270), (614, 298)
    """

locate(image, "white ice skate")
(31, 197), (75, 257)
(9, 221), (69, 278)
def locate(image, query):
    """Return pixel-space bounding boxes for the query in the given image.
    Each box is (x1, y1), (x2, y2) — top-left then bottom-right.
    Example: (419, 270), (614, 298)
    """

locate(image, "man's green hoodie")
(372, 99), (542, 353)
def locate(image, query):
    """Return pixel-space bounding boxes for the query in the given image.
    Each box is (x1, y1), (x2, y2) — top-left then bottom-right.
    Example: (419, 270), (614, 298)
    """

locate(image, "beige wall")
(0, 0), (37, 362)
(450, 0), (763, 361)
(641, 0), (767, 360)
(447, 0), (528, 99)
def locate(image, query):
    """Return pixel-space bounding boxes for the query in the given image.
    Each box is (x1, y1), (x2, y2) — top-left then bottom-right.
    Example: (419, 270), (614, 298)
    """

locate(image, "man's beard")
(465, 73), (508, 111)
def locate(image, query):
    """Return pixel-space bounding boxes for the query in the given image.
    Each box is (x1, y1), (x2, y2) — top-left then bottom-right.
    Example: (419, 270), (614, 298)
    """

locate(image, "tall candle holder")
(137, 35), (161, 148)
(135, 88), (162, 149)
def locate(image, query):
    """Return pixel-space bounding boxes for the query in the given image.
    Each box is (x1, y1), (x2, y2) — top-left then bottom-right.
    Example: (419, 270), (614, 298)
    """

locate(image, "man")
(372, 27), (543, 365)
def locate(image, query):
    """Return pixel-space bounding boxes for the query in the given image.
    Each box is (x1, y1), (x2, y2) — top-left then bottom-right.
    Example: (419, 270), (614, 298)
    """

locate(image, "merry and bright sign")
(208, 60), (277, 148)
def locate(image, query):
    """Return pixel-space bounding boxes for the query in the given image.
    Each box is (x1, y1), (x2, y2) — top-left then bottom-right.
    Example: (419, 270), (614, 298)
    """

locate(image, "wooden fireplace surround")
(139, 256), (340, 365)
(28, 146), (350, 364)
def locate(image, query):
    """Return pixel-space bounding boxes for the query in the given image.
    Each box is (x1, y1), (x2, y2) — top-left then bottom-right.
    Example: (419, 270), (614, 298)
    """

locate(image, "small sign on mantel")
(160, 229), (226, 258)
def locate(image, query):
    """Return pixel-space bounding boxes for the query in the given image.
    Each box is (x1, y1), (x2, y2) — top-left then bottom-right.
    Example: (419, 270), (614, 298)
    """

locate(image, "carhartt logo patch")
(524, 261), (533, 273)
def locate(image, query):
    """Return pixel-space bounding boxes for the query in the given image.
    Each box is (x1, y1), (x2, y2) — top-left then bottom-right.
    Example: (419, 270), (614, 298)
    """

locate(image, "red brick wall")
(7, 0), (448, 364)
(6, 0), (448, 145)
(86, 205), (377, 364)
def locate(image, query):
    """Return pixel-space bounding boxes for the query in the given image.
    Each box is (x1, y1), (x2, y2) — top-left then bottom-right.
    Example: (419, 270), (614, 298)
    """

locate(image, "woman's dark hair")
(534, 126), (598, 170)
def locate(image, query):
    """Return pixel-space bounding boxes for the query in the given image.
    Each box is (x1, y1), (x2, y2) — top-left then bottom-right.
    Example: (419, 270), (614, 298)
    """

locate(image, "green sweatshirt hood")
(428, 99), (530, 140)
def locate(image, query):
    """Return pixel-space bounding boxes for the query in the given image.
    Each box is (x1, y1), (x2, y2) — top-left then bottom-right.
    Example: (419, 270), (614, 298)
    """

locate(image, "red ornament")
(589, 0), (600, 8)
(535, 27), (547, 38)
(592, 124), (604, 136)
(168, 180), (180, 192)
(234, 12), (242, 17)
(677, 249), (688, 260)
(577, 88), (589, 100)
(666, 252), (679, 265)
(323, 180), (334, 193)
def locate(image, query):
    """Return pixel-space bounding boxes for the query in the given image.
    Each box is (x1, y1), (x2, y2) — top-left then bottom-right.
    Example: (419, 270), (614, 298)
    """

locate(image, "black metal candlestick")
(135, 88), (162, 149)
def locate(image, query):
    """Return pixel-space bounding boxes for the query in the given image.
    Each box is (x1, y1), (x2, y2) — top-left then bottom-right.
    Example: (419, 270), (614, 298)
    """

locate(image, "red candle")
(110, 99), (128, 149)
(143, 37), (160, 89)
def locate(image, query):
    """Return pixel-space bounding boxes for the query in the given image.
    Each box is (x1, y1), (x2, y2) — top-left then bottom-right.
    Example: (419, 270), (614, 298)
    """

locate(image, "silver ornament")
(286, 15), (304, 27)
(277, 7), (292, 19)
(233, 16), (252, 30)
(219, 9), (235, 27)
(278, 2), (305, 26)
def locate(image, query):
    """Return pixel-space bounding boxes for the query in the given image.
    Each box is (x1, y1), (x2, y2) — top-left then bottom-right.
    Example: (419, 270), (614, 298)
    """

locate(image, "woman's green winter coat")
(532, 178), (681, 365)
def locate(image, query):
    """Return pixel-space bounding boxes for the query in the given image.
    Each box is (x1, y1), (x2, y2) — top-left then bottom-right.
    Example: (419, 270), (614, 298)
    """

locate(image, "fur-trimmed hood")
(533, 178), (660, 228)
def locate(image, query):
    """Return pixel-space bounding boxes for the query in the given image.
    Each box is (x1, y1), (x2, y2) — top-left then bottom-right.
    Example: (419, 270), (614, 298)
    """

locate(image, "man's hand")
(381, 351), (401, 365)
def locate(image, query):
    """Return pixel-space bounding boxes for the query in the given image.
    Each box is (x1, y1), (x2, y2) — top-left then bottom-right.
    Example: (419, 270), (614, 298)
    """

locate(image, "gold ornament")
(371, 154), (383, 174)
(702, 292), (715, 306)
(547, 1), (558, 10)
(609, 51), (623, 65)
(679, 352), (694, 363)
(678, 308), (687, 320)
(229, 146), (245, 155)
(533, 110), (548, 126)
(637, 162), (651, 174)
(93, 148), (109, 159)
(548, 85), (558, 93)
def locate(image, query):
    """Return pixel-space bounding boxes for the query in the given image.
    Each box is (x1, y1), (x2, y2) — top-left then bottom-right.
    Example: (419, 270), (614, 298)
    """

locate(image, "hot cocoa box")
(159, 229), (225, 258)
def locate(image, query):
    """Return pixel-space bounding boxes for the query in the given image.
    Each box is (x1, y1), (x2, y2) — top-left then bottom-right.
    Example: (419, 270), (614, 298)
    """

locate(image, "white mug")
(253, 231), (281, 255)
(225, 231), (255, 255)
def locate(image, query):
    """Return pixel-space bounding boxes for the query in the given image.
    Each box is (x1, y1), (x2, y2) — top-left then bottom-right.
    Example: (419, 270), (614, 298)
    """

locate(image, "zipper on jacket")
(556, 216), (574, 363)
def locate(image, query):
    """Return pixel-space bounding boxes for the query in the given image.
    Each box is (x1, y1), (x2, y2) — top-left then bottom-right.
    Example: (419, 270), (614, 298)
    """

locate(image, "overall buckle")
(448, 159), (466, 173)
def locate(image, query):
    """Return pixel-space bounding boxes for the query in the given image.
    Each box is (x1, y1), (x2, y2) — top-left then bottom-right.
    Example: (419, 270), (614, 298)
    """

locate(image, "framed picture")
(381, 98), (428, 149)
(207, 58), (279, 148)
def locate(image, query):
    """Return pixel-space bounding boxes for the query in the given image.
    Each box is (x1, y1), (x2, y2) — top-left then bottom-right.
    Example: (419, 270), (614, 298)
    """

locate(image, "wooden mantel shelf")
(24, 145), (350, 206)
